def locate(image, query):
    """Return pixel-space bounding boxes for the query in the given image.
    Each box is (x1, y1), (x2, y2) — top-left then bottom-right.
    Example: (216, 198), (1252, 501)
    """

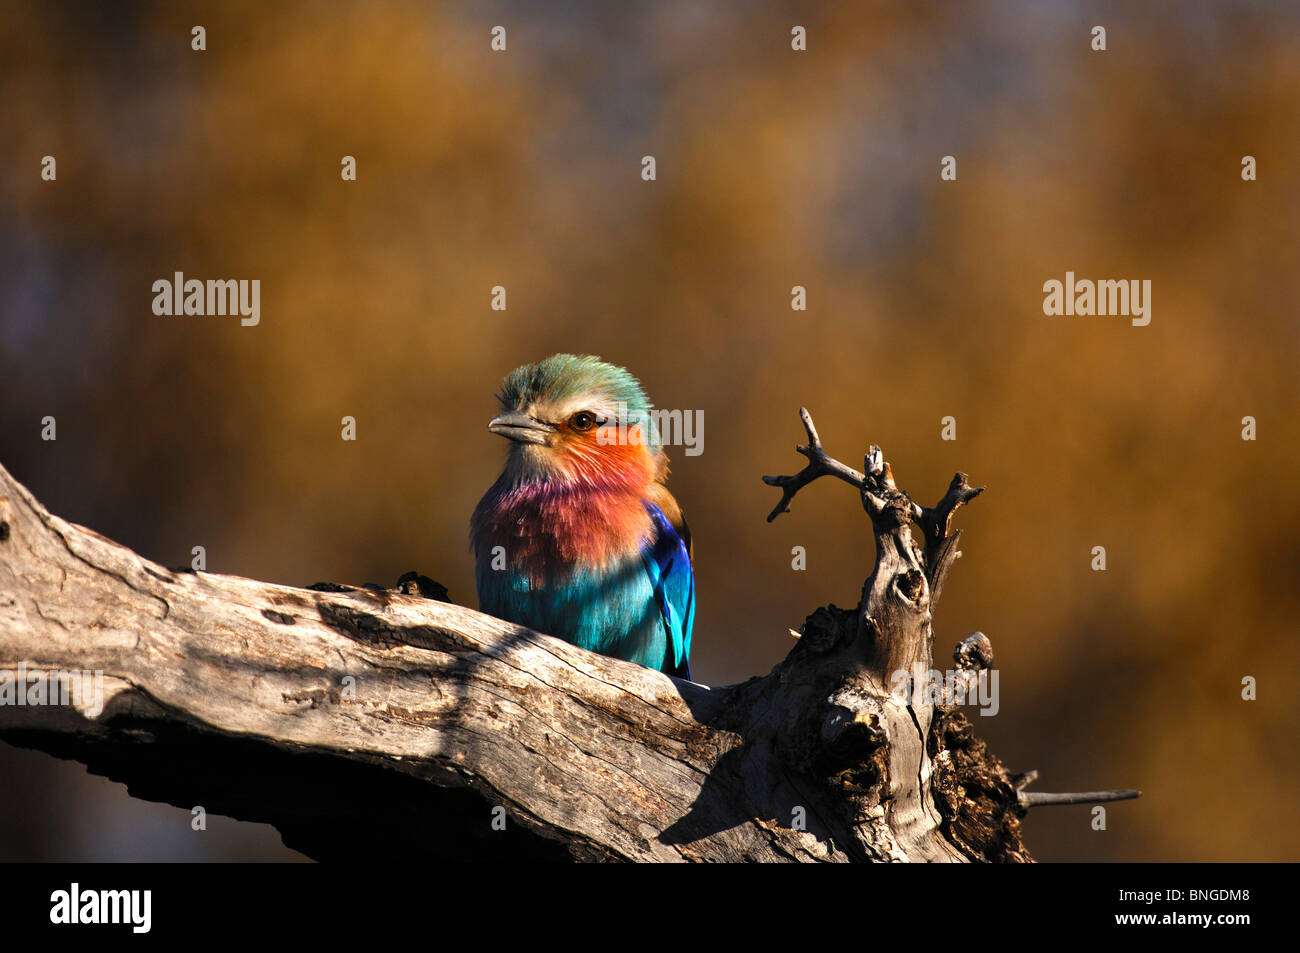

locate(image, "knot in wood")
(816, 688), (888, 784)
(799, 605), (853, 654)
(895, 569), (925, 604)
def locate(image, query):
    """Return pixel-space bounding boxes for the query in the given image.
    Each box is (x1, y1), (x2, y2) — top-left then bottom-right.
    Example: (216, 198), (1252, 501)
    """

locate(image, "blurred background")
(1, 0), (1297, 862)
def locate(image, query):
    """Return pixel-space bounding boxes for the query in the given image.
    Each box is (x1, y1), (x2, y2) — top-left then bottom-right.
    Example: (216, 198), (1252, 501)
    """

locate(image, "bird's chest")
(482, 490), (653, 583)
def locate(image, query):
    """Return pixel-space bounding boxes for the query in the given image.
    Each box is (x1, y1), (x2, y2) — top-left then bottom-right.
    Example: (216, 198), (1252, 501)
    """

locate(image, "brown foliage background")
(1, 0), (1297, 861)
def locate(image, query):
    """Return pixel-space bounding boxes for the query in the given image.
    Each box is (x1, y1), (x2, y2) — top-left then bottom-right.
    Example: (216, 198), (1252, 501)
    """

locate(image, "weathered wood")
(0, 417), (1068, 862)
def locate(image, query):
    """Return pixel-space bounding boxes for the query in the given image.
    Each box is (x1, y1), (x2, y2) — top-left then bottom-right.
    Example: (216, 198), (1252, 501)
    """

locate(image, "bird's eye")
(569, 411), (598, 432)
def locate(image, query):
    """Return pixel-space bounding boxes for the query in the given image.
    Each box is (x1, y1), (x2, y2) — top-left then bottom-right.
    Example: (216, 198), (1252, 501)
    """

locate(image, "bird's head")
(488, 354), (661, 486)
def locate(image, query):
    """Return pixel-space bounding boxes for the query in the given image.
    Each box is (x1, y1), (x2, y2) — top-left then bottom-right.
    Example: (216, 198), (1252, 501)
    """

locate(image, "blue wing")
(642, 503), (695, 680)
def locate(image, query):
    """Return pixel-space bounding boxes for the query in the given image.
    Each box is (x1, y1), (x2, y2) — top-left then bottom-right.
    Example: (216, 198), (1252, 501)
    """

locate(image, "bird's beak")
(488, 412), (554, 446)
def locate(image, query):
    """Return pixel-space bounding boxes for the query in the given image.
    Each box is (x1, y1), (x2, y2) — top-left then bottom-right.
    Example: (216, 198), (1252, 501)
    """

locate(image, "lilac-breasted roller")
(470, 354), (695, 679)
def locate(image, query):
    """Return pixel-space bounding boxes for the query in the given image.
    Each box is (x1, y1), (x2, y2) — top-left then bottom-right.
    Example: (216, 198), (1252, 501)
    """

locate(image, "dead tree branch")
(762, 407), (865, 521)
(0, 411), (1133, 861)
(763, 410), (1139, 834)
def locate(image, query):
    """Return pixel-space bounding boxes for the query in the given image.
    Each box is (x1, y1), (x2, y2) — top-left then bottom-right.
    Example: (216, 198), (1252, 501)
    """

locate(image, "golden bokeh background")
(1, 0), (1297, 861)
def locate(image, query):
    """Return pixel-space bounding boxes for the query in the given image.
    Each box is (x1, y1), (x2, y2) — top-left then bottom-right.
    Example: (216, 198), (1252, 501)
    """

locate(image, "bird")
(470, 354), (695, 679)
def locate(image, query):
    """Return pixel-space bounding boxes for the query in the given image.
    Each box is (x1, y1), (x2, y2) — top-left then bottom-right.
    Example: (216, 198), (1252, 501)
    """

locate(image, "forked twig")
(762, 408), (865, 522)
